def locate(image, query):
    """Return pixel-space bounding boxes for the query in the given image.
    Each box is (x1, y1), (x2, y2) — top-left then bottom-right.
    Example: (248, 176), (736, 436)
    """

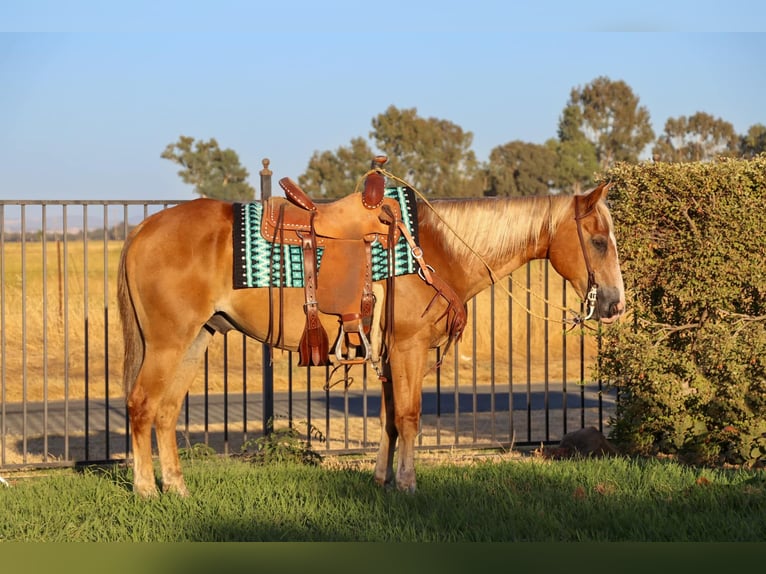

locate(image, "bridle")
(574, 195), (599, 321)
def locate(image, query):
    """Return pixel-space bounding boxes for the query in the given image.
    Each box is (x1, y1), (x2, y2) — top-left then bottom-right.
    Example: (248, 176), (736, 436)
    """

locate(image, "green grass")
(1, 454), (764, 542)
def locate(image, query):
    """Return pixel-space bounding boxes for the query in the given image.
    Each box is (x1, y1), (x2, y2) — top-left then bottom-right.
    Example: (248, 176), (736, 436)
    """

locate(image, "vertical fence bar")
(452, 341), (459, 444)
(507, 275), (514, 445)
(260, 159), (274, 436)
(597, 331), (604, 433)
(525, 263), (532, 442)
(242, 333), (248, 444)
(287, 352), (294, 428)
(123, 204), (130, 458)
(0, 205), (5, 466)
(471, 297), (478, 443)
(435, 347), (442, 445)
(305, 366), (312, 447)
(21, 205), (28, 462)
(561, 276), (568, 436)
(489, 283), (496, 443)
(362, 363), (369, 447)
(343, 365), (350, 448)
(63, 205), (70, 460)
(83, 205), (90, 459)
(42, 205), (49, 461)
(204, 349), (210, 446)
(223, 332), (229, 456)
(324, 365), (331, 449)
(543, 262), (550, 442)
(579, 306), (586, 429)
(103, 204), (110, 458)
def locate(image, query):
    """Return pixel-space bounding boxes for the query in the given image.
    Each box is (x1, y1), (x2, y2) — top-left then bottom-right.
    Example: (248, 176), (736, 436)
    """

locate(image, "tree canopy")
(486, 141), (555, 196)
(164, 76), (764, 200)
(161, 136), (255, 201)
(739, 123), (766, 158)
(567, 76), (655, 170)
(652, 112), (738, 162)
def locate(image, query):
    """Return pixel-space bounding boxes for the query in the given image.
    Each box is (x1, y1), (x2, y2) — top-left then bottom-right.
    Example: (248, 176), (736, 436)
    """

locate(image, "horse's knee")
(394, 413), (420, 438)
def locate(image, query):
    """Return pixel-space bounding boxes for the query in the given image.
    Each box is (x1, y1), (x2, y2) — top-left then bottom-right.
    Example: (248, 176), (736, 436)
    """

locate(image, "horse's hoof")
(162, 483), (189, 497)
(133, 484), (159, 498)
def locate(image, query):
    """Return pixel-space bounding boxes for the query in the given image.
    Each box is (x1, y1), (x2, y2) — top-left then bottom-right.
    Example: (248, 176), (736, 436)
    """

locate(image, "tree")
(161, 136), (255, 201)
(740, 123), (766, 158)
(298, 137), (374, 199)
(548, 104), (599, 193)
(369, 105), (484, 197)
(652, 112), (738, 162)
(568, 76), (655, 169)
(486, 140), (556, 196)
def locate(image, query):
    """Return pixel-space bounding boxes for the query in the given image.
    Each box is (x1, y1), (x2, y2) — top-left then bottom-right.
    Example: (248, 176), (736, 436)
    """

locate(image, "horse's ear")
(584, 181), (612, 210)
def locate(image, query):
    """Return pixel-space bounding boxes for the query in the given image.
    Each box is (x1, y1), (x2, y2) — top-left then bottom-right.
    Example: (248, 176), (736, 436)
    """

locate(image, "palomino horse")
(118, 182), (625, 497)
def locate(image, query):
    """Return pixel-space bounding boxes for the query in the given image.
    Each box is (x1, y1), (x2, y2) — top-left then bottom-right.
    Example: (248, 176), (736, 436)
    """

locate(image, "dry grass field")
(1, 240), (598, 403)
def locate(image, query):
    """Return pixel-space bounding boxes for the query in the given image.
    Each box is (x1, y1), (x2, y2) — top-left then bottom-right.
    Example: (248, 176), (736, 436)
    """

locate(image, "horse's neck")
(419, 196), (555, 301)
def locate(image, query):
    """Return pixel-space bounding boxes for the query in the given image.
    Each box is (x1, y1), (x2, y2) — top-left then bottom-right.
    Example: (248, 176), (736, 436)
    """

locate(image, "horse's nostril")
(609, 301), (624, 317)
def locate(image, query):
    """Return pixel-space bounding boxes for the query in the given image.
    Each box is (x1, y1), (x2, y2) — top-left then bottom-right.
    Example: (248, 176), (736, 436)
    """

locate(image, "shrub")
(596, 156), (766, 466)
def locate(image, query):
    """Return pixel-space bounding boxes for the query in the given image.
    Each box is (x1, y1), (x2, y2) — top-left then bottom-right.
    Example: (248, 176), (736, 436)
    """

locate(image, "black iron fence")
(0, 194), (610, 470)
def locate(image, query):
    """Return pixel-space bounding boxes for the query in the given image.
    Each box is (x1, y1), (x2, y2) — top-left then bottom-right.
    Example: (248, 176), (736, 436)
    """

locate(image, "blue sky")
(1, 2), (765, 201)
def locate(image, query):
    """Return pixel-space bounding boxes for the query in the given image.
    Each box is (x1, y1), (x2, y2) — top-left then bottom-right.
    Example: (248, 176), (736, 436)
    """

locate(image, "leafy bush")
(238, 419), (325, 466)
(597, 156), (766, 466)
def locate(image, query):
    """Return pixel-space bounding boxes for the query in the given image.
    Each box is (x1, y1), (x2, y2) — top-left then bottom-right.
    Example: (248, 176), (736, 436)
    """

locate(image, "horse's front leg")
(388, 342), (429, 493)
(374, 362), (397, 487)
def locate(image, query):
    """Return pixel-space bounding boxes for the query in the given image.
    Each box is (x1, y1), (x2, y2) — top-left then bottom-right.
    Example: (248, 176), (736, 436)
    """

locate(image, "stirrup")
(334, 324), (371, 365)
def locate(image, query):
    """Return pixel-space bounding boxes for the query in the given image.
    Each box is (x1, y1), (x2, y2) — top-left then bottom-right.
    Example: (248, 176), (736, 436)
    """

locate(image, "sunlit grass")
(1, 454), (763, 542)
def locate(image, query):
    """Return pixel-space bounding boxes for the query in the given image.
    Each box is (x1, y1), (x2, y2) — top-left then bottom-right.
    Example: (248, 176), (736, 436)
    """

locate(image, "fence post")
(259, 159), (274, 436)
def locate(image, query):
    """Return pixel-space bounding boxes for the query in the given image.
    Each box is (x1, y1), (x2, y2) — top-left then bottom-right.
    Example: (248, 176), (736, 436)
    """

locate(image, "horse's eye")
(591, 236), (608, 255)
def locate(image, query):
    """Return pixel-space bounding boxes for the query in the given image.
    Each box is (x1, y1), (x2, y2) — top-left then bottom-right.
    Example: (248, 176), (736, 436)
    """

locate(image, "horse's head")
(548, 182), (626, 324)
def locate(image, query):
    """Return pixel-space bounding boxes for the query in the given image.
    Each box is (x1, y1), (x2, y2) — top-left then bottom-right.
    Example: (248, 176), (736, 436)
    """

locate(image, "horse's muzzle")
(596, 286), (625, 324)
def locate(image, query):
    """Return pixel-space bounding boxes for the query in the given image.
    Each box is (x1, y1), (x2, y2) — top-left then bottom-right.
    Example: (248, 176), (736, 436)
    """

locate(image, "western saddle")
(261, 156), (399, 366)
(261, 156), (467, 369)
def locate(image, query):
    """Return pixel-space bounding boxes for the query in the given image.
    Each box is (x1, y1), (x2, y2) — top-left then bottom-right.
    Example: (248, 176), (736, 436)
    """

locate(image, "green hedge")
(596, 156), (766, 466)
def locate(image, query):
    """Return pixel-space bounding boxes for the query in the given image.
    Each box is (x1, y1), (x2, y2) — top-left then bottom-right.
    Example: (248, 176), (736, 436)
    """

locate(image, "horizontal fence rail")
(0, 199), (610, 470)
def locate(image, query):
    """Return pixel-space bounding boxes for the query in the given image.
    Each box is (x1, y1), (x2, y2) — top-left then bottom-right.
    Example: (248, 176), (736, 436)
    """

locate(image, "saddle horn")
(362, 155), (388, 209)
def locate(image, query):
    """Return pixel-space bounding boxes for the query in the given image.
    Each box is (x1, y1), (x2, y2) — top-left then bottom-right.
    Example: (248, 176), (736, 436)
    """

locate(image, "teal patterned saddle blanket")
(232, 186), (418, 289)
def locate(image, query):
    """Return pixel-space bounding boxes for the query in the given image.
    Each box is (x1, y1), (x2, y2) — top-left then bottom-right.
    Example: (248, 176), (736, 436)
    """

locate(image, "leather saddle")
(262, 156), (402, 367)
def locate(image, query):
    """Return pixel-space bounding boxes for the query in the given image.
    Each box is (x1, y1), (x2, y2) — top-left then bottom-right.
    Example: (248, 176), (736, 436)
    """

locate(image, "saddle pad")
(232, 186), (418, 289)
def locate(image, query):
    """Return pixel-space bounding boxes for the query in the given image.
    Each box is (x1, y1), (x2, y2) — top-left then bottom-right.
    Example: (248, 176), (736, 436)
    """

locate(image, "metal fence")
(0, 197), (611, 470)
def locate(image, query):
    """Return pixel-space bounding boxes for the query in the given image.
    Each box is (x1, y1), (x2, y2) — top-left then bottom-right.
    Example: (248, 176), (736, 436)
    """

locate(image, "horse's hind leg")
(127, 347), (185, 498)
(127, 377), (159, 497)
(128, 329), (209, 497)
(154, 327), (213, 496)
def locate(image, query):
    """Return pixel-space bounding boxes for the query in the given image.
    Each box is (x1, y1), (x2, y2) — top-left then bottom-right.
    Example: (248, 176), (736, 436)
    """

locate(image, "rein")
(355, 168), (599, 328)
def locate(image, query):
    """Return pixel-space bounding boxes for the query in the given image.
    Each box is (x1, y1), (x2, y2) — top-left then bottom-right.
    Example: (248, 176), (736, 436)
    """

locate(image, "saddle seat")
(261, 188), (401, 248)
(261, 158), (402, 367)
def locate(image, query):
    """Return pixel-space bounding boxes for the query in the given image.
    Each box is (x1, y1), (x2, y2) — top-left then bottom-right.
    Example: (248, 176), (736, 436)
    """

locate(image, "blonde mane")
(419, 195), (574, 262)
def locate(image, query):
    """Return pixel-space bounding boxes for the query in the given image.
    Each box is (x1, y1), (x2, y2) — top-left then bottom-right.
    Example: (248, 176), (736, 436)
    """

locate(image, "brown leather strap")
(360, 238), (375, 333)
(280, 177), (317, 211)
(298, 212), (329, 366)
(574, 195), (598, 294)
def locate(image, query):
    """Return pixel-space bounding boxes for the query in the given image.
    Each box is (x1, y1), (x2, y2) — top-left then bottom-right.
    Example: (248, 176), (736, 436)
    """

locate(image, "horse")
(118, 181), (625, 497)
